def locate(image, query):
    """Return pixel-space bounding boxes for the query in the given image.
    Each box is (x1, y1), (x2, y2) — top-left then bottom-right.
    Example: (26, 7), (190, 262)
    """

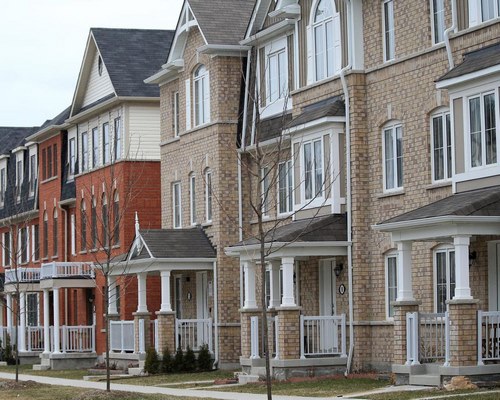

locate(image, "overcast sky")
(0, 0), (183, 127)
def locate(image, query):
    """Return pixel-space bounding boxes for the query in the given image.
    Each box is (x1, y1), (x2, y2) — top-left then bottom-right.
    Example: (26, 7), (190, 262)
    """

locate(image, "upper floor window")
(261, 166), (270, 217)
(15, 152), (24, 199)
(69, 137), (76, 177)
(266, 40), (288, 104)
(103, 122), (110, 164)
(33, 224), (39, 261)
(469, 92), (497, 168)
(18, 226), (29, 264)
(92, 127), (99, 168)
(205, 169), (213, 222)
(0, 167), (5, 206)
(313, 0), (341, 81)
(431, 0), (445, 44)
(82, 131), (89, 172)
(303, 138), (324, 201)
(431, 110), (452, 182)
(383, 122), (403, 191)
(194, 65), (210, 126)
(102, 194), (109, 247)
(173, 91), (180, 137)
(91, 197), (97, 249)
(43, 211), (48, 258)
(385, 252), (398, 318)
(43, 144), (58, 180)
(53, 209), (58, 257)
(3, 231), (11, 267)
(29, 153), (37, 196)
(469, 0), (500, 26)
(278, 160), (293, 215)
(113, 191), (120, 246)
(81, 201), (87, 251)
(382, 0), (395, 62)
(114, 117), (122, 161)
(189, 174), (196, 225)
(435, 246), (455, 313)
(172, 182), (182, 228)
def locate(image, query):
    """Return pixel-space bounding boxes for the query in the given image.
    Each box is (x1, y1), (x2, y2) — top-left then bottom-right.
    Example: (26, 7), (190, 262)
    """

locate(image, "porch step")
(410, 374), (441, 387)
(33, 364), (50, 371)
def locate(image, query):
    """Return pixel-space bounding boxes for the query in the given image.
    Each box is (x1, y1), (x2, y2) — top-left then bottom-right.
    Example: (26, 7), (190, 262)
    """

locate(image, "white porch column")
(281, 257), (296, 307)
(269, 261), (281, 308)
(108, 275), (118, 315)
(6, 294), (12, 329)
(160, 270), (172, 312)
(453, 235), (473, 300)
(19, 291), (26, 352)
(136, 273), (148, 313)
(53, 287), (60, 353)
(243, 261), (257, 309)
(396, 241), (415, 302)
(43, 289), (50, 354)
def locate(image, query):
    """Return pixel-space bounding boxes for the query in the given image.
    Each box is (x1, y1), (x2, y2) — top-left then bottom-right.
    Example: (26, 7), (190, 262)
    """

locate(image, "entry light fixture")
(334, 263), (344, 277)
(469, 251), (477, 268)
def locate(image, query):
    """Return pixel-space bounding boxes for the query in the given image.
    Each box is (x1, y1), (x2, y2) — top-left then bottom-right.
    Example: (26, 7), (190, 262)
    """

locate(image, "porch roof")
(287, 96), (345, 129)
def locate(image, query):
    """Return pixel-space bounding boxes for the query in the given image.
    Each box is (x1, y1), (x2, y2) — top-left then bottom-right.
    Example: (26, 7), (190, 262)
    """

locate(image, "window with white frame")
(3, 231), (11, 266)
(81, 201), (87, 251)
(469, 0), (500, 26)
(261, 166), (270, 216)
(69, 137), (76, 177)
(382, 0), (395, 61)
(114, 117), (122, 161)
(53, 209), (58, 257)
(18, 226), (29, 264)
(386, 252), (398, 318)
(205, 169), (212, 222)
(82, 131), (89, 172)
(92, 127), (99, 168)
(383, 122), (403, 191)
(43, 211), (48, 258)
(264, 265), (284, 308)
(278, 160), (293, 214)
(303, 138), (324, 201)
(313, 0), (341, 81)
(189, 174), (196, 225)
(102, 193), (109, 247)
(435, 246), (455, 313)
(172, 182), (182, 228)
(194, 65), (210, 126)
(28, 145), (37, 197)
(33, 224), (39, 261)
(113, 191), (120, 246)
(431, 110), (452, 182)
(469, 91), (497, 168)
(15, 152), (24, 200)
(266, 42), (287, 104)
(173, 91), (180, 137)
(26, 293), (39, 326)
(102, 122), (110, 164)
(0, 165), (6, 207)
(431, 0), (445, 44)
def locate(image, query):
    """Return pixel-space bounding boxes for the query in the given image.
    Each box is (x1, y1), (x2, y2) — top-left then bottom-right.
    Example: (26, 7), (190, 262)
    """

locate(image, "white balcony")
(41, 262), (94, 280)
(4, 268), (41, 284)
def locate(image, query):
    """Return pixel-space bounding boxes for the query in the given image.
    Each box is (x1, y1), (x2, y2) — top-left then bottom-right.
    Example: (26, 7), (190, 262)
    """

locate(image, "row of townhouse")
(2, 0), (500, 386)
(0, 28), (173, 369)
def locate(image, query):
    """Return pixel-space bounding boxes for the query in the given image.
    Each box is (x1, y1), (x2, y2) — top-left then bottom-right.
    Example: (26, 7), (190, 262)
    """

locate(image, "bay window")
(469, 92), (497, 168)
(303, 138), (324, 201)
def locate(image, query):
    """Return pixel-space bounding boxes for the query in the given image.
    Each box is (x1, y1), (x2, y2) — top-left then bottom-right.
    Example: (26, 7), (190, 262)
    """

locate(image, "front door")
(196, 271), (209, 347)
(488, 242), (500, 310)
(319, 260), (338, 352)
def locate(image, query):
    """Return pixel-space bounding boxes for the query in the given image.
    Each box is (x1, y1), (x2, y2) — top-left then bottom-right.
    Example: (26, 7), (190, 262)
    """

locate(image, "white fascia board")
(110, 258), (216, 276)
(145, 60), (184, 85)
(197, 44), (252, 56)
(436, 64), (500, 89)
(26, 126), (67, 143)
(0, 154), (10, 161)
(225, 241), (350, 258)
(243, 133), (291, 152)
(25, 141), (37, 148)
(284, 116), (346, 135)
(240, 19), (296, 46)
(268, 4), (301, 18)
(373, 215), (500, 232)
(12, 146), (27, 154)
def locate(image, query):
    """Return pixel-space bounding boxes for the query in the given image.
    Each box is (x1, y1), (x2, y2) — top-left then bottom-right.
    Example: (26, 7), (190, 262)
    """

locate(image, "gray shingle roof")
(379, 185), (500, 225)
(0, 127), (39, 155)
(39, 106), (71, 131)
(288, 97), (345, 128)
(232, 214), (347, 247)
(188, 0), (256, 45)
(91, 28), (175, 97)
(135, 227), (216, 259)
(437, 41), (500, 82)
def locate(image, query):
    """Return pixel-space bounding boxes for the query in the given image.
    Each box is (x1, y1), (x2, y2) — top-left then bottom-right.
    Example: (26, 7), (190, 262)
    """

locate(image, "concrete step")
(409, 374), (441, 387)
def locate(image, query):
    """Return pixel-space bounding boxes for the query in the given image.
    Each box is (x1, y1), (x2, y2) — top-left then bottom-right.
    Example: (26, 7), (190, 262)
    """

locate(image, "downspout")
(213, 260), (219, 369)
(340, 0), (354, 376)
(444, 0), (457, 69)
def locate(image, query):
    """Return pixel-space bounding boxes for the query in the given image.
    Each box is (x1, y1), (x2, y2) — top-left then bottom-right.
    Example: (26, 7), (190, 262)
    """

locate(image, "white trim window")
(261, 166), (270, 217)
(469, 0), (500, 26)
(194, 65), (210, 126)
(303, 138), (324, 201)
(431, 110), (452, 182)
(313, 0), (341, 81)
(383, 122), (403, 191)
(386, 252), (398, 319)
(205, 169), (212, 223)
(69, 137), (76, 178)
(431, 0), (445, 44)
(278, 160), (293, 215)
(3, 231), (11, 267)
(26, 293), (39, 326)
(28, 145), (37, 197)
(15, 151), (24, 201)
(173, 91), (180, 137)
(468, 91), (497, 168)
(434, 246), (455, 313)
(382, 0), (395, 62)
(114, 117), (122, 161)
(82, 131), (89, 172)
(92, 127), (99, 168)
(267, 45), (287, 104)
(102, 122), (110, 164)
(172, 182), (182, 229)
(0, 165), (6, 207)
(189, 174), (196, 225)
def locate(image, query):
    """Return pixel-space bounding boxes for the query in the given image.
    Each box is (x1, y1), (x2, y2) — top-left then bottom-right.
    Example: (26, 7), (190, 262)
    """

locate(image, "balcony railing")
(250, 315), (278, 359)
(300, 315), (347, 358)
(176, 318), (213, 352)
(406, 312), (449, 365)
(41, 262), (94, 279)
(478, 310), (500, 365)
(5, 268), (41, 284)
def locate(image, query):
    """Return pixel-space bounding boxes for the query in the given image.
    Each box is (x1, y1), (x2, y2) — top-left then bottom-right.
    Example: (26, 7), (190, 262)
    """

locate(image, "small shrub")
(3, 335), (15, 365)
(197, 344), (213, 371)
(172, 347), (184, 372)
(161, 347), (173, 373)
(144, 347), (160, 374)
(183, 346), (196, 372)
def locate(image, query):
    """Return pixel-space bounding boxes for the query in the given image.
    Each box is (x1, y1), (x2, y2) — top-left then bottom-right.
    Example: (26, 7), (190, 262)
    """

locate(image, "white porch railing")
(26, 326), (44, 352)
(61, 326), (94, 353)
(41, 262), (94, 279)
(5, 268), (41, 284)
(152, 319), (159, 353)
(110, 320), (135, 353)
(175, 318), (213, 352)
(406, 312), (419, 365)
(406, 312), (449, 365)
(478, 310), (500, 365)
(300, 315), (347, 358)
(249, 316), (279, 359)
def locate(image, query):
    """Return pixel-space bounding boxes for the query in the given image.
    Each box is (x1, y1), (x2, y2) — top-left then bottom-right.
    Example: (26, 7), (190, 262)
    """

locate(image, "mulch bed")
(0, 380), (43, 390)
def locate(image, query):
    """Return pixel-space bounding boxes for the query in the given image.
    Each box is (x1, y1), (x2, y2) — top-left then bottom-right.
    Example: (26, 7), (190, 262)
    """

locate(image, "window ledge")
(202, 222), (213, 228)
(426, 181), (452, 191)
(41, 176), (58, 184)
(111, 244), (120, 249)
(376, 190), (405, 199)
(41, 258), (49, 262)
(165, 137), (180, 145)
(51, 256), (58, 260)
(90, 249), (98, 253)
(79, 250), (87, 255)
(250, 213), (293, 225)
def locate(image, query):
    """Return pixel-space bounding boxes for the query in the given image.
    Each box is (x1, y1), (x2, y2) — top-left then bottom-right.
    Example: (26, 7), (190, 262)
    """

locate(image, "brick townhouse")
(0, 28), (173, 370)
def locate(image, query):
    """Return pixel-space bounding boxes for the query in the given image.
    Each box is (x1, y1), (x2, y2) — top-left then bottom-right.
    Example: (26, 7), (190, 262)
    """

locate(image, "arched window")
(53, 209), (58, 257)
(194, 65), (210, 126)
(81, 201), (87, 251)
(43, 212), (48, 258)
(113, 191), (120, 245)
(312, 0), (341, 81)
(91, 197), (97, 249)
(102, 194), (109, 248)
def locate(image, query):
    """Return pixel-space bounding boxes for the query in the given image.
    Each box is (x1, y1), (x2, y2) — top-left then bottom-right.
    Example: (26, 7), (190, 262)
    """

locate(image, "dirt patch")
(286, 373), (379, 384)
(73, 390), (138, 400)
(0, 380), (43, 390)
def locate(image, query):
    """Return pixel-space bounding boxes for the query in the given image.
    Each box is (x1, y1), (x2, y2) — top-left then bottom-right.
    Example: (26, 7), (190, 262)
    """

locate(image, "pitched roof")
(134, 227), (216, 259)
(188, 0), (256, 45)
(232, 214), (347, 247)
(91, 28), (175, 97)
(39, 106), (71, 131)
(0, 127), (39, 155)
(437, 41), (500, 82)
(288, 97), (345, 128)
(378, 185), (500, 225)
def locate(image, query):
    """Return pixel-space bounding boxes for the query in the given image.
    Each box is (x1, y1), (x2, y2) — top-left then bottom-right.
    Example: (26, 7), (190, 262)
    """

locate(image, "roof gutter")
(240, 19), (296, 46)
(144, 59), (184, 85)
(197, 44), (251, 56)
(372, 215), (500, 232)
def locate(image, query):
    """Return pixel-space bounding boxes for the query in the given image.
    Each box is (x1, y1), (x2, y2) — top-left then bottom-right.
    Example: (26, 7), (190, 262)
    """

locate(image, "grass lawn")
(214, 375), (389, 397)
(366, 388), (500, 400)
(0, 364), (89, 380)
(114, 370), (235, 386)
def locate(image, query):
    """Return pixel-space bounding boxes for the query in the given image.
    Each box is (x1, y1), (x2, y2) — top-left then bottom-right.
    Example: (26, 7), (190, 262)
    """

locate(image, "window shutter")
(205, 71), (210, 123)
(185, 79), (191, 131)
(306, 25), (313, 85)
